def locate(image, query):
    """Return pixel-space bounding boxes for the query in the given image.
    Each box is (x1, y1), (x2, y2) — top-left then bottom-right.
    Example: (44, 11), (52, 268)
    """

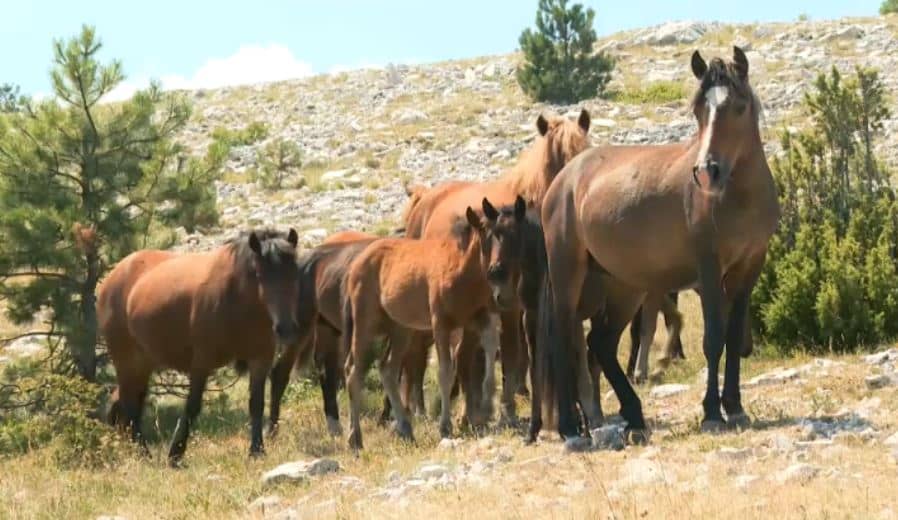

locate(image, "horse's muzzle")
(274, 320), (300, 347)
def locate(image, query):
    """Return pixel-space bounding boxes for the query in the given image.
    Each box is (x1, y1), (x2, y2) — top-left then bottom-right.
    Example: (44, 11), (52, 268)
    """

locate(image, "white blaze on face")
(698, 85), (730, 166)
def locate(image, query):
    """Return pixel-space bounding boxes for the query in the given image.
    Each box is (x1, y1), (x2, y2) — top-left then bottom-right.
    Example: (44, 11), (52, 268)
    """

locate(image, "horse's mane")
(499, 115), (588, 204)
(226, 228), (298, 272)
(690, 57), (762, 125)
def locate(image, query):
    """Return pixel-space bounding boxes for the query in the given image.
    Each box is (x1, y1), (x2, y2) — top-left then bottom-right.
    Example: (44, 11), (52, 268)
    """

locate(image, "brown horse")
(343, 197), (526, 449)
(540, 46), (779, 448)
(400, 110), (592, 425)
(98, 229), (301, 464)
(266, 231), (380, 438)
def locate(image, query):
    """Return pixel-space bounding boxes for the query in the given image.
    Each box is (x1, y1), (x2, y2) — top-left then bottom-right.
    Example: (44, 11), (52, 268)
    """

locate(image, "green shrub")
(253, 139), (303, 190)
(516, 0), (614, 103)
(881, 0), (898, 15)
(0, 360), (124, 468)
(752, 66), (898, 352)
(211, 121), (269, 147)
(608, 81), (687, 105)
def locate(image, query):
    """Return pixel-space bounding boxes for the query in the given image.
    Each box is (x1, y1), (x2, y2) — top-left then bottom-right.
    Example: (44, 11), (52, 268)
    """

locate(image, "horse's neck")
(499, 143), (552, 204)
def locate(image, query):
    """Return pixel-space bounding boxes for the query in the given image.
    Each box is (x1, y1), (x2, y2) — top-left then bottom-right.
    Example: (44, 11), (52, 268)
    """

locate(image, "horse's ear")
(732, 45), (749, 81)
(466, 206), (483, 230)
(482, 197), (499, 221)
(514, 196), (526, 222)
(691, 50), (707, 80)
(578, 109), (590, 133)
(248, 232), (262, 255)
(287, 228), (298, 248)
(536, 114), (549, 136)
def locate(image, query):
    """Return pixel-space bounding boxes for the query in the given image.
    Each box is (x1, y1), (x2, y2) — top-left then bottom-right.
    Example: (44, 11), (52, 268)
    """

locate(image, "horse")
(98, 229), (302, 465)
(539, 46), (779, 449)
(399, 110), (593, 426)
(342, 196), (526, 449)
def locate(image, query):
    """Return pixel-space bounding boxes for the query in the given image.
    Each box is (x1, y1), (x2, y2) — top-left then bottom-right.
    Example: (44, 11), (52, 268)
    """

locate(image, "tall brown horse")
(343, 197), (526, 449)
(98, 229), (301, 464)
(540, 47), (779, 448)
(401, 110), (592, 424)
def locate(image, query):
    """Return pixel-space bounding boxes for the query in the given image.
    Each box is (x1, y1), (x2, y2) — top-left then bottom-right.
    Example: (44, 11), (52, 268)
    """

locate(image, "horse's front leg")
(432, 317), (458, 439)
(249, 359), (272, 456)
(698, 255), (728, 432)
(477, 311), (501, 423)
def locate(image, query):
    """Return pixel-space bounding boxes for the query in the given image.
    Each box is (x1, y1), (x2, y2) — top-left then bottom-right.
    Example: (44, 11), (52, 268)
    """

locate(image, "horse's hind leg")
(523, 308), (542, 443)
(168, 371), (209, 466)
(401, 332), (430, 417)
(576, 329), (603, 428)
(633, 293), (662, 385)
(626, 306), (642, 380)
(654, 293), (684, 379)
(316, 323), (343, 436)
(380, 323), (414, 442)
(587, 287), (647, 445)
(248, 359), (272, 456)
(108, 350), (152, 455)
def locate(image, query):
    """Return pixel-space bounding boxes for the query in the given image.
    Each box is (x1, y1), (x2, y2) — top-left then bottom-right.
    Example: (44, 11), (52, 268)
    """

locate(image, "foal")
(343, 196), (526, 449)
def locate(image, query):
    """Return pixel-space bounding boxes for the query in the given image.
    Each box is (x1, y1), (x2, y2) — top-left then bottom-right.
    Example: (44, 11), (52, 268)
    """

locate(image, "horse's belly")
(582, 203), (696, 291)
(380, 285), (432, 331)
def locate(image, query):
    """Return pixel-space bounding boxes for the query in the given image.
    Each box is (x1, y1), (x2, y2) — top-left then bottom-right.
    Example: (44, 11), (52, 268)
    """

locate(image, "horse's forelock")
(228, 228), (297, 269)
(690, 56), (760, 122)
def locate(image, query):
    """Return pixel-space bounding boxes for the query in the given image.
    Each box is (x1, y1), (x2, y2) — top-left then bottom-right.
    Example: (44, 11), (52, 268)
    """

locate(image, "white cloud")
(101, 43), (314, 102)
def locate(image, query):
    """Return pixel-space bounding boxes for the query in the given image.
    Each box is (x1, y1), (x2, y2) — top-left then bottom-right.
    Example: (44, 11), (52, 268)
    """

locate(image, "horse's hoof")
(348, 429), (363, 451)
(267, 423), (280, 439)
(498, 414), (520, 429)
(625, 428), (650, 446)
(563, 436), (593, 453)
(726, 412), (752, 431)
(168, 455), (185, 469)
(249, 447), (265, 458)
(327, 417), (343, 437)
(439, 422), (453, 439)
(394, 421), (415, 442)
(700, 419), (727, 434)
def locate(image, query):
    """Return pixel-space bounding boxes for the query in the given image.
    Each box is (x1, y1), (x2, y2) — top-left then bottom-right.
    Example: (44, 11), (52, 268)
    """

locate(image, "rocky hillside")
(170, 16), (898, 252)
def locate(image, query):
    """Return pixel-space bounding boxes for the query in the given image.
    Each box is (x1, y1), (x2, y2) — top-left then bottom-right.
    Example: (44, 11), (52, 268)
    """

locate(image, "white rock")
(261, 458), (340, 485)
(713, 447), (753, 461)
(774, 463), (820, 484)
(437, 438), (463, 451)
(884, 431), (898, 446)
(746, 367), (800, 387)
(734, 474), (760, 490)
(865, 348), (898, 365)
(590, 424), (626, 451)
(96, 516), (127, 520)
(416, 463), (449, 480)
(866, 374), (892, 390)
(617, 458), (672, 488)
(650, 383), (690, 399)
(321, 168), (354, 183)
(592, 118), (617, 128)
(392, 109), (428, 124)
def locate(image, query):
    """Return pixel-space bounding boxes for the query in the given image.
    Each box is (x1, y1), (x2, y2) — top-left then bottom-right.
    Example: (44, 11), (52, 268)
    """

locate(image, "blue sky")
(1, 0), (882, 98)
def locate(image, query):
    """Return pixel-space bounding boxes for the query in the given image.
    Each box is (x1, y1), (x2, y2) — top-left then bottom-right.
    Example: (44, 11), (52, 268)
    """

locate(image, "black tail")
(233, 360), (249, 375)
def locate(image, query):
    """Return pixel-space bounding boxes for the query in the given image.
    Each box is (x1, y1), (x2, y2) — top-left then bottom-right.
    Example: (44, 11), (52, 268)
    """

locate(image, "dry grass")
(2, 293), (897, 519)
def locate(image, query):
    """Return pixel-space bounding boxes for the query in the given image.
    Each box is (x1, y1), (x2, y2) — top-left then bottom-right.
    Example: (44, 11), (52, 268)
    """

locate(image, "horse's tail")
(233, 360), (249, 375)
(341, 283), (355, 375)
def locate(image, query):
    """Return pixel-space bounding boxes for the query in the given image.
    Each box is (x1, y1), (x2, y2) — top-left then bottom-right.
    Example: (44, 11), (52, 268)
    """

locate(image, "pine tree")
(0, 26), (224, 380)
(0, 83), (24, 113)
(516, 0), (614, 103)
(753, 66), (898, 351)
(881, 0), (898, 15)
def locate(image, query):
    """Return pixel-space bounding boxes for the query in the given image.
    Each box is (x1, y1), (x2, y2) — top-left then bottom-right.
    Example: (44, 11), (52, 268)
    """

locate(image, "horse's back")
(306, 236), (379, 329)
(98, 250), (177, 355)
(420, 181), (517, 240)
(125, 252), (218, 371)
